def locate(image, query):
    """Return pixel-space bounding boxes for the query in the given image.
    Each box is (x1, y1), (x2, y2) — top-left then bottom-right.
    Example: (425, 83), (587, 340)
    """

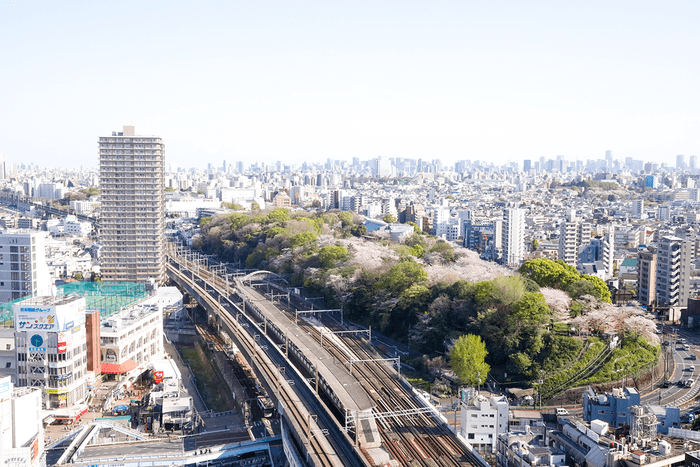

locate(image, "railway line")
(166, 244), (486, 466)
(166, 259), (360, 467)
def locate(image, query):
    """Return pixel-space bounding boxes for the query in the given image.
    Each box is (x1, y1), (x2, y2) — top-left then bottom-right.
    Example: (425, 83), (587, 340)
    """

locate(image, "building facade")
(99, 125), (165, 284)
(502, 208), (525, 267)
(13, 295), (88, 408)
(459, 390), (509, 454)
(558, 211), (591, 266)
(99, 300), (164, 376)
(0, 230), (52, 303)
(638, 248), (657, 307)
(655, 236), (691, 307)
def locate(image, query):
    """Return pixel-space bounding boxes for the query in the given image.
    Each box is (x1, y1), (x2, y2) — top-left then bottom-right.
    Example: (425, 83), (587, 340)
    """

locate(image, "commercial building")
(99, 125), (165, 284)
(0, 229), (52, 303)
(99, 295), (166, 377)
(13, 295), (88, 408)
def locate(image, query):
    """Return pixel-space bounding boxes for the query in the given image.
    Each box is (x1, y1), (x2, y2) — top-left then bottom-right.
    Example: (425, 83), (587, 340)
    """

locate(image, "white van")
(684, 344), (691, 351)
(555, 408), (569, 416)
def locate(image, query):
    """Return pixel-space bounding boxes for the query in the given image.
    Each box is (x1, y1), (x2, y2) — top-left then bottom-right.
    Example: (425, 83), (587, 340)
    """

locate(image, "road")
(641, 326), (700, 408)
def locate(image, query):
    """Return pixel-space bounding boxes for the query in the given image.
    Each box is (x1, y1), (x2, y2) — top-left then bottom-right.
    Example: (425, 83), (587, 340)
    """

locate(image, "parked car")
(555, 408), (569, 416)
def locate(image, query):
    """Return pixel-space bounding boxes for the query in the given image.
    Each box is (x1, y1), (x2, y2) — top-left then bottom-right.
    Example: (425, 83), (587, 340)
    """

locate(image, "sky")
(1, 1), (699, 169)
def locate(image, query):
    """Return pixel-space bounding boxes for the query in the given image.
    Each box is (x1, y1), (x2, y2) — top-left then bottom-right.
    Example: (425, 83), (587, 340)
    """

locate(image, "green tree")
(74, 272), (83, 281)
(532, 239), (539, 250)
(577, 275), (612, 303)
(375, 260), (428, 295)
(200, 217), (212, 227)
(383, 213), (397, 223)
(289, 232), (317, 248)
(429, 241), (456, 262)
(251, 202), (261, 211)
(449, 334), (490, 386)
(267, 208), (291, 223)
(519, 258), (580, 289)
(318, 245), (351, 268)
(350, 224), (367, 237)
(338, 211), (354, 227)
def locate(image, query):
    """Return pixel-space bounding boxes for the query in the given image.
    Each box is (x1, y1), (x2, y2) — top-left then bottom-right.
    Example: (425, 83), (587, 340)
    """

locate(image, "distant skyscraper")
(502, 208), (525, 267)
(605, 150), (613, 169)
(523, 160), (532, 172)
(99, 125), (165, 284)
(0, 154), (6, 180)
(690, 155), (697, 171)
(676, 154), (686, 169)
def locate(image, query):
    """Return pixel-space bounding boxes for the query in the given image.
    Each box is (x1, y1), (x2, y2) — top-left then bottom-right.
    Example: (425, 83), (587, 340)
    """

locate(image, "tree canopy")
(449, 334), (490, 386)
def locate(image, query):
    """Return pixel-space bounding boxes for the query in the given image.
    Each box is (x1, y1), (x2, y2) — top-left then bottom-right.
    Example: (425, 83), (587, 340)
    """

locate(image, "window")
(5, 344), (10, 350)
(468, 434), (475, 440)
(4, 362), (10, 368)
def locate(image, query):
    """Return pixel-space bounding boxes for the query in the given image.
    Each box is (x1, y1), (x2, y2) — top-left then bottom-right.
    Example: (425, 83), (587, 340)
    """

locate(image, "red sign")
(58, 332), (67, 353)
(153, 371), (164, 383)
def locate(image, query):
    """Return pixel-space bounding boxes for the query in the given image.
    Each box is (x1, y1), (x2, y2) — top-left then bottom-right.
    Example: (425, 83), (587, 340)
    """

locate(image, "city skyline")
(2, 1), (700, 168)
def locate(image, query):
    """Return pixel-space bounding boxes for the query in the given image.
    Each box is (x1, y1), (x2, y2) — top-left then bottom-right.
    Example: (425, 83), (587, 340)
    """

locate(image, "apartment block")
(0, 230), (51, 303)
(655, 236), (691, 307)
(99, 126), (165, 284)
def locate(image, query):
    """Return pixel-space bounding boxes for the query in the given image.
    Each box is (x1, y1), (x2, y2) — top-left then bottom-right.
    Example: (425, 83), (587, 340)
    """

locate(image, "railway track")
(168, 245), (484, 467)
(167, 259), (352, 467)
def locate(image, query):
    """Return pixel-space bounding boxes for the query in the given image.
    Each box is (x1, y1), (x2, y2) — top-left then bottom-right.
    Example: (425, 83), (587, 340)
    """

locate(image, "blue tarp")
(112, 404), (128, 411)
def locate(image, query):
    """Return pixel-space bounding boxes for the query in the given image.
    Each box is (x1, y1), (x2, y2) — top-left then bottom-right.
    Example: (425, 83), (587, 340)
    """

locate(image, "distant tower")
(99, 126), (165, 284)
(677, 154), (686, 170)
(523, 159), (532, 172)
(690, 155), (697, 171)
(605, 150), (613, 169)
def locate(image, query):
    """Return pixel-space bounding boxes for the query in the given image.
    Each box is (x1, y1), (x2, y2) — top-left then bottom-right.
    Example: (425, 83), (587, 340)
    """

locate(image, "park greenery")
(192, 208), (659, 395)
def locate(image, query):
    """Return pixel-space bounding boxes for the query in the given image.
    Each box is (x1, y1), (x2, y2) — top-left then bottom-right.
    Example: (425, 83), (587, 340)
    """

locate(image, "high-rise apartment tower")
(99, 126), (165, 284)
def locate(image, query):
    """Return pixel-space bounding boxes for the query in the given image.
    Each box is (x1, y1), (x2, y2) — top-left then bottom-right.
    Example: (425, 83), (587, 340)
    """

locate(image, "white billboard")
(13, 298), (86, 332)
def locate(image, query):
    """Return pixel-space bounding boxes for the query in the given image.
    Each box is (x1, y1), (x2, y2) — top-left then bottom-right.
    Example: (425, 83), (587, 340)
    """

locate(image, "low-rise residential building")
(460, 390), (509, 454)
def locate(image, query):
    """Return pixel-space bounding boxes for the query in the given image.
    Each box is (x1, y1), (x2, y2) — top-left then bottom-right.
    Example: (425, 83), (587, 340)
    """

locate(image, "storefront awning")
(101, 360), (137, 374)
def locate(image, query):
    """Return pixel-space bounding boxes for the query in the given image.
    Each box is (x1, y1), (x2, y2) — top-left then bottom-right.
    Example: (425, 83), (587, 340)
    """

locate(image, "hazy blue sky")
(1, 1), (699, 169)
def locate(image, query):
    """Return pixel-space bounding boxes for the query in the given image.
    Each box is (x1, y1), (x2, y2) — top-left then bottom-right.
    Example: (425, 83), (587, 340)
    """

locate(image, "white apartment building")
(558, 211), (591, 266)
(460, 390), (509, 454)
(0, 230), (52, 303)
(69, 199), (100, 215)
(431, 208), (450, 236)
(502, 208), (525, 267)
(99, 125), (166, 284)
(655, 236), (691, 307)
(13, 295), (88, 408)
